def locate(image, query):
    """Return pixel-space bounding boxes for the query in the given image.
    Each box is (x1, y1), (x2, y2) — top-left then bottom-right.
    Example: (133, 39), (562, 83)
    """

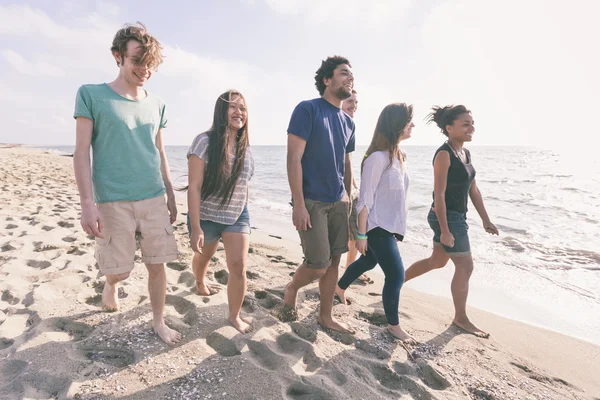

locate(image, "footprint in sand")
(254, 290), (282, 309)
(246, 270), (260, 279)
(1, 243), (16, 252)
(510, 362), (573, 388)
(290, 322), (318, 343)
(165, 294), (199, 326)
(26, 260), (52, 269)
(5, 224), (18, 230)
(286, 381), (335, 400)
(52, 318), (93, 341)
(356, 339), (392, 360)
(21, 292), (34, 308)
(206, 327), (242, 357)
(413, 359), (452, 390)
(276, 332), (322, 371)
(177, 271), (196, 288)
(67, 247), (86, 256)
(214, 269), (229, 285)
(369, 363), (433, 399)
(61, 236), (77, 243)
(0, 337), (14, 350)
(166, 261), (187, 271)
(81, 347), (136, 368)
(57, 221), (75, 228)
(41, 226), (55, 231)
(1, 290), (20, 305)
(247, 340), (290, 372)
(358, 310), (388, 327)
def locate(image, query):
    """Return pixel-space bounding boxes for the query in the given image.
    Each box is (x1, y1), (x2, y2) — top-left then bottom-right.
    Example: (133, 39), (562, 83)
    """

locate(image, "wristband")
(356, 232), (368, 240)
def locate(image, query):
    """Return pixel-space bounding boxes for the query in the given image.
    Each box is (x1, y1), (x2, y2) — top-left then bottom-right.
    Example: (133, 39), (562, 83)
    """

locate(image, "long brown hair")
(202, 90), (249, 207)
(362, 103), (413, 172)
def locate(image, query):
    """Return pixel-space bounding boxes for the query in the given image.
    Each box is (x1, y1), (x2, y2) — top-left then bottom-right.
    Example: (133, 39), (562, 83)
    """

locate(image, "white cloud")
(415, 0), (600, 146)
(2, 49), (66, 77)
(260, 0), (413, 27)
(0, 3), (298, 145)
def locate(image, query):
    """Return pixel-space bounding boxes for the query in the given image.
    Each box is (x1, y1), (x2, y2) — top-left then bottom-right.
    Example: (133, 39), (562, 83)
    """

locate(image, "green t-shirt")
(73, 83), (167, 203)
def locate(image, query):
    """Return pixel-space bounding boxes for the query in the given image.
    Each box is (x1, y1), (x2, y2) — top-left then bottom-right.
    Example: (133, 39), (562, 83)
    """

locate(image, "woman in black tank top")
(404, 105), (499, 338)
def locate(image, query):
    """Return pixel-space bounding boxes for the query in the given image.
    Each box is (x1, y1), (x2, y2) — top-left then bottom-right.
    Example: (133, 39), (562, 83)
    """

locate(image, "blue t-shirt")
(288, 98), (355, 202)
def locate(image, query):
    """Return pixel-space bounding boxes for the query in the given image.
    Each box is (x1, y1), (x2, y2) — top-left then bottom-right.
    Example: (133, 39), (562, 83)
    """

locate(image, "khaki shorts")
(95, 195), (178, 275)
(297, 195), (350, 269)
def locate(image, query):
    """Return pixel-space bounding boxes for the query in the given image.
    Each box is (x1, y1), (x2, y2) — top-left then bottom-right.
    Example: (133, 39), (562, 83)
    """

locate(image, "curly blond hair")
(110, 22), (164, 70)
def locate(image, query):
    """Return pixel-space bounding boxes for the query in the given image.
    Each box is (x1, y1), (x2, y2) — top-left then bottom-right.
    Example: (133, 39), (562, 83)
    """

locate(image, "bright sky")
(0, 0), (598, 147)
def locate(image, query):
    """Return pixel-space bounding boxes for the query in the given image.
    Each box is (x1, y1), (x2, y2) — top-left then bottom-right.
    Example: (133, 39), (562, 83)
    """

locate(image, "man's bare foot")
(283, 282), (298, 308)
(278, 304), (298, 322)
(387, 324), (417, 344)
(195, 281), (221, 296)
(153, 320), (182, 346)
(453, 317), (490, 338)
(229, 316), (253, 334)
(102, 281), (119, 312)
(317, 315), (355, 334)
(334, 286), (350, 305)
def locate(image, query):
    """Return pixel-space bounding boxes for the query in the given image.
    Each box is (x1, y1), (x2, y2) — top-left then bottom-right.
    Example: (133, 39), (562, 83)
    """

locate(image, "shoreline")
(1, 145), (598, 399)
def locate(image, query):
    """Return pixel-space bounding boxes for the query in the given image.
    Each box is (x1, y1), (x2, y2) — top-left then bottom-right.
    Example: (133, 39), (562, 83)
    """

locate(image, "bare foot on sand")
(387, 325), (417, 344)
(230, 316), (253, 334)
(278, 304), (298, 322)
(279, 283), (299, 322)
(283, 282), (298, 308)
(102, 282), (119, 312)
(334, 286), (350, 305)
(153, 320), (182, 346)
(453, 317), (490, 338)
(317, 315), (355, 334)
(196, 281), (221, 296)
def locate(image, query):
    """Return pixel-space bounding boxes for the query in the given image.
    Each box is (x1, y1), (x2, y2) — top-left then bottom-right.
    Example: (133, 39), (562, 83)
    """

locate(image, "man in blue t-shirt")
(281, 56), (356, 334)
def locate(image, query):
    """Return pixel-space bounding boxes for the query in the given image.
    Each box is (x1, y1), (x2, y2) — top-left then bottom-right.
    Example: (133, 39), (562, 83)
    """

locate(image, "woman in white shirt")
(336, 103), (415, 342)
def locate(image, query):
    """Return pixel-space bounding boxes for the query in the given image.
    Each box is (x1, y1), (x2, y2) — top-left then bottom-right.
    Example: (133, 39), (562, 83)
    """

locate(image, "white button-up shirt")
(357, 150), (410, 236)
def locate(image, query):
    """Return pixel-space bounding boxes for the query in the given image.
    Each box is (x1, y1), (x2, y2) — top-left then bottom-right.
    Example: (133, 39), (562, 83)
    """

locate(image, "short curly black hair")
(314, 56), (352, 95)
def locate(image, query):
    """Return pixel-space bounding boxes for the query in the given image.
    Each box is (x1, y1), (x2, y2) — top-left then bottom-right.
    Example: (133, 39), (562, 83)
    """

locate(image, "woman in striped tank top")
(186, 90), (255, 334)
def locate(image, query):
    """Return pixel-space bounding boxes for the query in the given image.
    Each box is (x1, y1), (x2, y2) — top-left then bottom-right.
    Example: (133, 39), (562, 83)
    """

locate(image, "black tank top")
(431, 142), (476, 214)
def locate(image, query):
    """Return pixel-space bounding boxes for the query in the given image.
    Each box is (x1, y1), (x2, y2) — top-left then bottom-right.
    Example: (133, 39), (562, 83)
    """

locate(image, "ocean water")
(41, 144), (600, 345)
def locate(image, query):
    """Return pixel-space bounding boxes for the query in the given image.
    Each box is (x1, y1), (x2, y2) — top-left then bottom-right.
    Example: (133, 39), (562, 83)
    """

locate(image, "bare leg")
(404, 245), (449, 282)
(146, 263), (181, 345)
(221, 232), (252, 333)
(102, 272), (130, 311)
(317, 254), (355, 334)
(283, 264), (326, 308)
(450, 255), (489, 338)
(191, 240), (221, 296)
(344, 240), (358, 269)
(344, 240), (369, 282)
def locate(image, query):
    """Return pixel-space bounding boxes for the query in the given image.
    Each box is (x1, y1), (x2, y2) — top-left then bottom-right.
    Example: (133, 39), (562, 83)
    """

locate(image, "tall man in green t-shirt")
(73, 23), (181, 345)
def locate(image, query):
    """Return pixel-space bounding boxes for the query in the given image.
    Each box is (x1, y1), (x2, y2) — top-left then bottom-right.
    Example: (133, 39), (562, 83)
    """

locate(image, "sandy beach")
(0, 145), (598, 400)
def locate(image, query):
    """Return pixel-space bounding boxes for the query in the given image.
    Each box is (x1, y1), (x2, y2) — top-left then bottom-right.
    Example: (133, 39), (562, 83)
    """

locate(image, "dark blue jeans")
(338, 230), (405, 326)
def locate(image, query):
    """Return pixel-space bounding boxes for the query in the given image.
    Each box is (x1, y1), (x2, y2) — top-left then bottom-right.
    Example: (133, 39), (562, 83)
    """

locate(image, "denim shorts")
(187, 205), (251, 244)
(427, 208), (471, 256)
